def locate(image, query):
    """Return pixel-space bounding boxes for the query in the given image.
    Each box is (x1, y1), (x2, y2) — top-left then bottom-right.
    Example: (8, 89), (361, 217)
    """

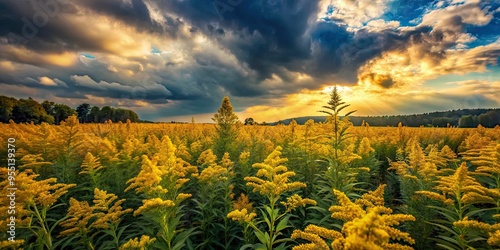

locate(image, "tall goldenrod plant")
(193, 150), (238, 248)
(59, 188), (132, 249)
(416, 162), (499, 249)
(125, 135), (197, 250)
(0, 169), (75, 249)
(228, 146), (316, 250)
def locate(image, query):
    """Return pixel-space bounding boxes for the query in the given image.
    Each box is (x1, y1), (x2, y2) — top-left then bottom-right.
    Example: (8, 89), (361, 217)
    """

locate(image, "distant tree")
(458, 115), (474, 128)
(432, 117), (455, 127)
(99, 106), (114, 122)
(42, 100), (55, 116)
(244, 117), (255, 125)
(0, 96), (18, 122)
(212, 96), (239, 157)
(478, 113), (491, 127)
(11, 97), (54, 124)
(53, 104), (77, 124)
(112, 108), (139, 122)
(76, 103), (91, 123)
(89, 106), (100, 123)
(127, 110), (139, 122)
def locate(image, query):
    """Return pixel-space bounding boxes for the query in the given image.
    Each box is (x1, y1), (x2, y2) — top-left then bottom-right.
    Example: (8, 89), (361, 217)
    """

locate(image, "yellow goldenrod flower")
(357, 137), (375, 157)
(227, 208), (257, 223)
(244, 146), (307, 197)
(233, 193), (253, 211)
(59, 198), (95, 237)
(417, 162), (496, 206)
(453, 217), (500, 247)
(134, 198), (176, 216)
(197, 149), (218, 167)
(239, 151), (250, 163)
(175, 193), (192, 203)
(90, 188), (132, 229)
(80, 152), (104, 175)
(281, 194), (317, 212)
(295, 185), (415, 250)
(119, 235), (156, 250)
(197, 165), (227, 183)
(488, 230), (500, 246)
(292, 230), (329, 249)
(0, 239), (25, 249)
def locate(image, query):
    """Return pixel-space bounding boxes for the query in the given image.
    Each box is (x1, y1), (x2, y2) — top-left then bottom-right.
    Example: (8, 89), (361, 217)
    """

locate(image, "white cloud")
(421, 1), (494, 28)
(71, 75), (173, 97)
(318, 0), (392, 27)
(39, 76), (57, 86)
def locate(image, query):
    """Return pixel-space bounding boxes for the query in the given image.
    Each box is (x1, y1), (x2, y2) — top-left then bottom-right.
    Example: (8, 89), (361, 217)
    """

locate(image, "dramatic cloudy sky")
(1, 0), (499, 122)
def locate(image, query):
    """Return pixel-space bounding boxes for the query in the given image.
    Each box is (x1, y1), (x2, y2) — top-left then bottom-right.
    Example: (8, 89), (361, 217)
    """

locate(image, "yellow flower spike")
(175, 193), (192, 203)
(90, 188), (132, 230)
(291, 243), (318, 250)
(134, 198), (176, 216)
(357, 137), (375, 157)
(125, 155), (162, 194)
(453, 218), (494, 232)
(304, 225), (343, 240)
(296, 186), (415, 250)
(239, 151), (250, 163)
(0, 239), (25, 249)
(355, 184), (386, 208)
(80, 152), (104, 175)
(488, 230), (500, 246)
(329, 190), (365, 221)
(227, 208), (257, 223)
(233, 193), (253, 211)
(119, 235), (156, 250)
(282, 194), (317, 212)
(291, 230), (329, 250)
(417, 162), (496, 207)
(197, 165), (227, 183)
(243, 147), (307, 200)
(197, 149), (218, 167)
(59, 198), (95, 237)
(220, 152), (234, 172)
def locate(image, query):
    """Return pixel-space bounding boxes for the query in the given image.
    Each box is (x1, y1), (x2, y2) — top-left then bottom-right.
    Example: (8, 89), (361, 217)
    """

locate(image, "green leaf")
(275, 215), (290, 233)
(255, 231), (270, 246)
(437, 235), (460, 245)
(239, 244), (255, 250)
(436, 243), (459, 250)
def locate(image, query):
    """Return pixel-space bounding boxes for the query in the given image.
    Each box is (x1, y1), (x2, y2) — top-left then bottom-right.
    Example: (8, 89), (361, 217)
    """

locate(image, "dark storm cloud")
(0, 0), (471, 90)
(156, 0), (449, 89)
(77, 0), (181, 35)
(1, 0), (499, 120)
(161, 0), (318, 81)
(0, 0), (180, 56)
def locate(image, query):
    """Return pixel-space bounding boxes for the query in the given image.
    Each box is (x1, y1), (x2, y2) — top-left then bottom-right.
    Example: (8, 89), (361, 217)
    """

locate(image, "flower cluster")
(281, 194), (317, 212)
(293, 185), (415, 250)
(119, 235), (156, 250)
(244, 146), (306, 197)
(416, 162), (496, 206)
(227, 208), (257, 223)
(59, 188), (132, 236)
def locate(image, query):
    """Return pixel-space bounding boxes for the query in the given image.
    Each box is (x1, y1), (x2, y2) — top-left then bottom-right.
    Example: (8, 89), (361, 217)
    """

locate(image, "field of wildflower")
(1, 95), (500, 249)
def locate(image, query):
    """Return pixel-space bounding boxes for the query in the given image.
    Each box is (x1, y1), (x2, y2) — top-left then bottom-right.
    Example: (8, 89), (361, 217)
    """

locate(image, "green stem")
(32, 205), (52, 249)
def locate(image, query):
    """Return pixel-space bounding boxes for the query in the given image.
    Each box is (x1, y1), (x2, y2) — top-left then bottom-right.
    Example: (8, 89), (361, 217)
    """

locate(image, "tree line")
(272, 108), (500, 128)
(0, 95), (139, 124)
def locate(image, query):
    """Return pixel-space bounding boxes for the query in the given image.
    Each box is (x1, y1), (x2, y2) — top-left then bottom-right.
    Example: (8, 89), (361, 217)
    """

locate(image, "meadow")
(1, 113), (500, 249)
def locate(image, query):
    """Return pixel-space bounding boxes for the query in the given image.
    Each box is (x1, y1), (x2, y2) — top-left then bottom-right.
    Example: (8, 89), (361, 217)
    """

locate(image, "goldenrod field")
(1, 117), (500, 249)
